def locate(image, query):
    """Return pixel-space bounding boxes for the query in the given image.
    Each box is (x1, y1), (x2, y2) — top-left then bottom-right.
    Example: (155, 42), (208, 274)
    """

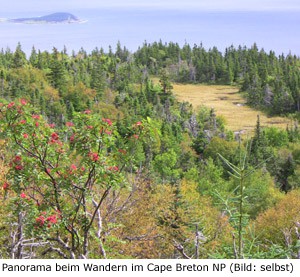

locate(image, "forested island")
(0, 41), (300, 259)
(5, 12), (82, 24)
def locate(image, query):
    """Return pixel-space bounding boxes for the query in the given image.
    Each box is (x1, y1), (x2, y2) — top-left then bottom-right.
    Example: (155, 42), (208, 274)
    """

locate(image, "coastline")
(0, 12), (86, 25)
(5, 19), (88, 24)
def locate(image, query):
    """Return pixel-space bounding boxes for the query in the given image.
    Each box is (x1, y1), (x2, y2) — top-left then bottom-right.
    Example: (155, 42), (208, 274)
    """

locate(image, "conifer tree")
(48, 47), (67, 95)
(159, 69), (173, 94)
(250, 115), (270, 165)
(12, 43), (27, 68)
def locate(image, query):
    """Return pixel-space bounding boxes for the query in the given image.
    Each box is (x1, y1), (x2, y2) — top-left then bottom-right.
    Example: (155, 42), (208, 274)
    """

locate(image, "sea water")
(0, 8), (299, 56)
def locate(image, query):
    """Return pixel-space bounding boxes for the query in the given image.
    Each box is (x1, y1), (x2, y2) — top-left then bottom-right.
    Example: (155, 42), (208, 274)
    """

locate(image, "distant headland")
(1, 12), (85, 24)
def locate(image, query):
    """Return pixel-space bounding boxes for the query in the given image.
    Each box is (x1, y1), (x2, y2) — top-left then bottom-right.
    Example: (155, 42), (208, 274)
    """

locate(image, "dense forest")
(0, 41), (300, 259)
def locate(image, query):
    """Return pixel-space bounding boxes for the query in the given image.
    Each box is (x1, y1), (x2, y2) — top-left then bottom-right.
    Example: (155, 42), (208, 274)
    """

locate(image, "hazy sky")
(2, 0), (300, 13)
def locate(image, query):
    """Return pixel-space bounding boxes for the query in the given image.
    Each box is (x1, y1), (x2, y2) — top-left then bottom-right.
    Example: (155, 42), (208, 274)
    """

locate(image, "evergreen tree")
(48, 47), (67, 95)
(277, 154), (295, 192)
(29, 46), (38, 67)
(159, 69), (173, 93)
(12, 43), (27, 68)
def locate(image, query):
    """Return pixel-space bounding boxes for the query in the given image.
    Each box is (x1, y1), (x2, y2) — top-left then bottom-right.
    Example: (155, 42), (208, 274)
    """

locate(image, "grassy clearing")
(173, 84), (291, 133)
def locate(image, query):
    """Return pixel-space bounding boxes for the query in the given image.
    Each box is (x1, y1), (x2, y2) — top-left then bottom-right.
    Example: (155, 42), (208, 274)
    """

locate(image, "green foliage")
(0, 100), (140, 258)
(249, 115), (273, 166)
(153, 149), (180, 182)
(275, 150), (296, 192)
(264, 126), (289, 147)
(0, 42), (300, 259)
(204, 137), (239, 164)
(48, 48), (68, 94)
(231, 169), (282, 218)
(159, 68), (173, 93)
(217, 143), (274, 258)
(197, 158), (231, 201)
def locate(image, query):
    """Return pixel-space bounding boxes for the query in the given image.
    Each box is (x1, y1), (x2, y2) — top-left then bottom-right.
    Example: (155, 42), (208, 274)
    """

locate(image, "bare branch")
(42, 246), (68, 259)
(173, 240), (191, 259)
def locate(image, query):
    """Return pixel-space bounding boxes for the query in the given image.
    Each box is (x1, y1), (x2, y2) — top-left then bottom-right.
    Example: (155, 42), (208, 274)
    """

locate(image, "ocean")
(0, 8), (299, 56)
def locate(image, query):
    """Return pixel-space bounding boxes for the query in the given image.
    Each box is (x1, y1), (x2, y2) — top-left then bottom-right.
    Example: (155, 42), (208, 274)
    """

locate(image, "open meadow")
(173, 84), (291, 133)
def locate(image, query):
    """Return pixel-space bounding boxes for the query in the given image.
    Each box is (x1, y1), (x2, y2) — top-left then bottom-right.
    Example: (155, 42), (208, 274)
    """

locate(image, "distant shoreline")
(1, 20), (88, 25)
(0, 12), (86, 25)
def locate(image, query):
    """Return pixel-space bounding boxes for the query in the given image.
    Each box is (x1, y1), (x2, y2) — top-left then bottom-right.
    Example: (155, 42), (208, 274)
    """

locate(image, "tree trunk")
(14, 212), (24, 259)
